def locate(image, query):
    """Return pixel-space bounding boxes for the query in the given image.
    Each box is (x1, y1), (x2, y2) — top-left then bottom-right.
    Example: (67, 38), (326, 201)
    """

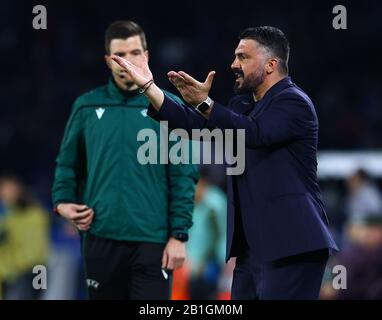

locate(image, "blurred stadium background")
(1, 0), (382, 299)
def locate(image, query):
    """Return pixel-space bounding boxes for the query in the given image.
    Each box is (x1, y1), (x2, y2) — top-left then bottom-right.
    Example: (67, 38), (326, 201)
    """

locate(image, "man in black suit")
(112, 26), (339, 299)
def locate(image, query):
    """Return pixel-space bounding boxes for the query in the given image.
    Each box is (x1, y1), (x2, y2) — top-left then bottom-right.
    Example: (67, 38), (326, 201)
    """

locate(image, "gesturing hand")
(167, 70), (216, 107)
(111, 55), (153, 88)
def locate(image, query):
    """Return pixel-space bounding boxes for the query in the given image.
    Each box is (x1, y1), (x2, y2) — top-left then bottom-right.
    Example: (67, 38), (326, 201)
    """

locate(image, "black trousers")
(82, 232), (171, 300)
(231, 248), (329, 300)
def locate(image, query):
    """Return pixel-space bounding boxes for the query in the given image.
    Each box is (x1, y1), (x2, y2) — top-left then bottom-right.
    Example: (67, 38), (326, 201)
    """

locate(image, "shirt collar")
(254, 76), (293, 104)
(107, 77), (141, 102)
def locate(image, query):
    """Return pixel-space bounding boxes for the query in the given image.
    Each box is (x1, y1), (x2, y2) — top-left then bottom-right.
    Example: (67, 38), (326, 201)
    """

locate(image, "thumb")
(204, 71), (216, 87)
(73, 204), (88, 211)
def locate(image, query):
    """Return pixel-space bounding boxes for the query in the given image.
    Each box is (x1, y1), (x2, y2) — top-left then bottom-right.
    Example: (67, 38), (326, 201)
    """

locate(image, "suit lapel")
(248, 77), (294, 117)
(230, 77), (294, 116)
(234, 96), (255, 115)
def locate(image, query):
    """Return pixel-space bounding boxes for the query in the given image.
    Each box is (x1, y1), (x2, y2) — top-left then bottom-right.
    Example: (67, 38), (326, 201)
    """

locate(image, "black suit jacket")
(148, 76), (339, 262)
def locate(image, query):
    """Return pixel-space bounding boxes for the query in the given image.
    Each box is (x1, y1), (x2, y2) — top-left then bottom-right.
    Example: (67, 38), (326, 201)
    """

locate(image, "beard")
(118, 72), (134, 85)
(120, 77), (135, 88)
(114, 70), (137, 90)
(233, 67), (266, 95)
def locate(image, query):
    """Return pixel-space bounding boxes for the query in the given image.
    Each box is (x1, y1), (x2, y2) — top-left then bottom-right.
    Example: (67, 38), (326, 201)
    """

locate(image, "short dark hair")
(104, 20), (147, 55)
(239, 26), (290, 75)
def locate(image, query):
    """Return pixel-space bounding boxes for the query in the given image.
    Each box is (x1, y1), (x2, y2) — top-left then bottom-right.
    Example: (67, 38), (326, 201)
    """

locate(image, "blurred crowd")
(320, 169), (382, 299)
(0, 174), (86, 299)
(1, 0), (382, 299)
(1, 166), (382, 299)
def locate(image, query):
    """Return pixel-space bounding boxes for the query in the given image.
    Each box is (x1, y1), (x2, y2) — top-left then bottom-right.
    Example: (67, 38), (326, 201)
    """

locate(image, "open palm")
(167, 70), (215, 106)
(111, 55), (153, 88)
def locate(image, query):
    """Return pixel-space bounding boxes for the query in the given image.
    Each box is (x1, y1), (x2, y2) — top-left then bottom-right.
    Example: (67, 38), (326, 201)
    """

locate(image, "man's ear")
(266, 58), (277, 74)
(105, 55), (112, 69)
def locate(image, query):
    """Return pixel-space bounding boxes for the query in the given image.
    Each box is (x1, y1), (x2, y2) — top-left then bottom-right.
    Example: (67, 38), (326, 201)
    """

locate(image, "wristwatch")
(172, 232), (189, 242)
(196, 96), (214, 114)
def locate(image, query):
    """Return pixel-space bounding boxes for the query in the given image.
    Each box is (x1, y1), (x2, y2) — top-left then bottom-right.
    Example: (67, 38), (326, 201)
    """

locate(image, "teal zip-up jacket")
(52, 79), (199, 243)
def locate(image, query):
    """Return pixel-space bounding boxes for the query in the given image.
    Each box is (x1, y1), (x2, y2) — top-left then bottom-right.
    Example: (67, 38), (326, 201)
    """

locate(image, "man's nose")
(231, 58), (239, 70)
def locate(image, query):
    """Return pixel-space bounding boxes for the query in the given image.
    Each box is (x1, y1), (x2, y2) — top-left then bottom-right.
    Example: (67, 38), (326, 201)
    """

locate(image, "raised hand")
(167, 70), (216, 107)
(111, 55), (153, 88)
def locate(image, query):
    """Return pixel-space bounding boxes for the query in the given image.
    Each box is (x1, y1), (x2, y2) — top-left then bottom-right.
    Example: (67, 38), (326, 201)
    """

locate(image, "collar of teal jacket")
(107, 76), (142, 102)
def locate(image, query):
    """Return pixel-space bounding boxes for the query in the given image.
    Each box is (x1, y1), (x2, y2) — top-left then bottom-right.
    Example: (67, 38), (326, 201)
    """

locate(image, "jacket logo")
(95, 108), (105, 119)
(141, 109), (148, 117)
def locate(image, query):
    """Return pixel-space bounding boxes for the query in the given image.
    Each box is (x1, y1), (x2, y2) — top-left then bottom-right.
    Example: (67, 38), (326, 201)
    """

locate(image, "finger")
(72, 204), (88, 211)
(75, 205), (91, 213)
(169, 81), (185, 91)
(74, 208), (93, 217)
(76, 219), (92, 227)
(73, 209), (94, 220)
(111, 55), (126, 65)
(76, 224), (85, 231)
(166, 256), (175, 270)
(77, 223), (91, 231)
(172, 259), (179, 270)
(204, 71), (216, 87)
(162, 250), (168, 269)
(174, 257), (185, 270)
(167, 71), (177, 77)
(168, 73), (186, 84)
(77, 223), (90, 231)
(111, 55), (134, 71)
(75, 213), (94, 225)
(76, 216), (93, 228)
(168, 75), (187, 89)
(111, 55), (125, 67)
(168, 78), (184, 90)
(78, 221), (92, 230)
(178, 71), (200, 86)
(168, 78), (181, 88)
(167, 71), (185, 80)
